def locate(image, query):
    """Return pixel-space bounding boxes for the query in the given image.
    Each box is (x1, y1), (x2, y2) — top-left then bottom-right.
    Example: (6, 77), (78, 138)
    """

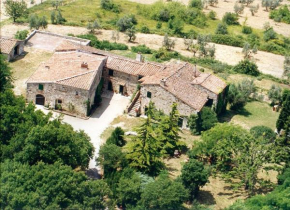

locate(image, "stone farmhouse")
(26, 40), (227, 127)
(0, 37), (24, 61)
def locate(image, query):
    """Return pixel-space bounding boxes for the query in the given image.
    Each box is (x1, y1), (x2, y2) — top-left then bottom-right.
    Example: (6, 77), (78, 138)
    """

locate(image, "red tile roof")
(0, 37), (21, 54)
(27, 51), (105, 90)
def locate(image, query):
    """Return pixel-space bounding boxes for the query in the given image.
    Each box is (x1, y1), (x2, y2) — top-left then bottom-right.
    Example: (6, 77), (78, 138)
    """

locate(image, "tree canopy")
(4, 0), (27, 22)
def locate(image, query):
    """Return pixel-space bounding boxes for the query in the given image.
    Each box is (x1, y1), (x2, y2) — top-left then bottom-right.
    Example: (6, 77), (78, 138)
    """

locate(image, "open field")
(221, 100), (280, 130)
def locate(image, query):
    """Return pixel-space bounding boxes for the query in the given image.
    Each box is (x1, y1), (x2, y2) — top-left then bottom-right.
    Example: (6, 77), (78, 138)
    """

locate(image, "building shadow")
(10, 51), (28, 62)
(90, 91), (114, 119)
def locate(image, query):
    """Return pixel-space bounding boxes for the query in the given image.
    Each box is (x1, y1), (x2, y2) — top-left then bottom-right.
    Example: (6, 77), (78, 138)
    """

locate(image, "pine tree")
(157, 103), (181, 156)
(126, 103), (163, 175)
(277, 94), (290, 132)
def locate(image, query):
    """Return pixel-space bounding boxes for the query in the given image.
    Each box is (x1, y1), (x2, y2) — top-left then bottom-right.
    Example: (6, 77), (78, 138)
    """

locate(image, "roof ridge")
(56, 70), (95, 82)
(163, 62), (188, 82)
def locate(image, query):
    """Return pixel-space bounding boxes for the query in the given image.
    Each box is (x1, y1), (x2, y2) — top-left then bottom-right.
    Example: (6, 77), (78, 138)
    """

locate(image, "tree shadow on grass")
(218, 107), (252, 123)
(196, 190), (216, 205)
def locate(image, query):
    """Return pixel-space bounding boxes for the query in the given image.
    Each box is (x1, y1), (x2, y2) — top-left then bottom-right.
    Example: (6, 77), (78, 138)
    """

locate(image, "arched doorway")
(35, 94), (45, 105)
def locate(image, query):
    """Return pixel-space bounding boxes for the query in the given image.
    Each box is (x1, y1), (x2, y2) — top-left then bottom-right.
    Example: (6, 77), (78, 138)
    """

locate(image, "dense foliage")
(14, 30), (29, 40)
(270, 5), (290, 24)
(0, 160), (111, 209)
(131, 45), (153, 54)
(228, 79), (256, 110)
(77, 34), (128, 50)
(4, 0), (27, 22)
(233, 59), (260, 76)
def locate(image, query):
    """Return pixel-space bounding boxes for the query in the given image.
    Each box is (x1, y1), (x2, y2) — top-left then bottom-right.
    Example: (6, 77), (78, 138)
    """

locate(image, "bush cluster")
(211, 34), (244, 47)
(15, 30), (29, 40)
(77, 34), (128, 50)
(233, 59), (260, 76)
(131, 45), (153, 54)
(270, 5), (290, 24)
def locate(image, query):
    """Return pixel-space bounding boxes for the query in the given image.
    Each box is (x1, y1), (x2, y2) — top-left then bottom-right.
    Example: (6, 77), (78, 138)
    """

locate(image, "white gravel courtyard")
(37, 92), (130, 169)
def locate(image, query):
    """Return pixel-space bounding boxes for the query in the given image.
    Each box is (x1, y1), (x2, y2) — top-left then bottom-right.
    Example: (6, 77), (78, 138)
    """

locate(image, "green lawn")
(221, 101), (280, 130)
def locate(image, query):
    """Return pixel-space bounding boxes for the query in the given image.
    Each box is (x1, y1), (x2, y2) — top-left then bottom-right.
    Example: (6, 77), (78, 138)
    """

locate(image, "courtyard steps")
(127, 91), (141, 117)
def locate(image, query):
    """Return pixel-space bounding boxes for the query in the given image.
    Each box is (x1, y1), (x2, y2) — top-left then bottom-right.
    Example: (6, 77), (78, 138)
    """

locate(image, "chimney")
(161, 78), (167, 86)
(194, 64), (197, 77)
(136, 52), (144, 62)
(81, 62), (88, 69)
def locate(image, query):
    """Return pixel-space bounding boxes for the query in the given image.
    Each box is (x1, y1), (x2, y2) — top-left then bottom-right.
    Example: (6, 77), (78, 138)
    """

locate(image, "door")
(14, 45), (19, 56)
(119, 85), (124, 95)
(108, 81), (113, 91)
(35, 94), (45, 105)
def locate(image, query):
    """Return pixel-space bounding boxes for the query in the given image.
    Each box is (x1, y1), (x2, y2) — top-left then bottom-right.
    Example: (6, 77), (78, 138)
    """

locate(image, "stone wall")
(103, 68), (139, 95)
(27, 83), (90, 116)
(140, 84), (198, 129)
(88, 61), (105, 105)
(193, 84), (218, 107)
(7, 41), (24, 61)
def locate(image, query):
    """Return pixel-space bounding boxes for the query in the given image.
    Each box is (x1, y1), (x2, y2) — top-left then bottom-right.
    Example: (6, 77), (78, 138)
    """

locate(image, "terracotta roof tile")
(0, 37), (20, 54)
(27, 51), (105, 90)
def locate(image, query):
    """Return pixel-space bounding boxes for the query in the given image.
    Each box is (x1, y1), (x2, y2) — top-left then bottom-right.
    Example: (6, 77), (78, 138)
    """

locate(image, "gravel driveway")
(37, 92), (130, 169)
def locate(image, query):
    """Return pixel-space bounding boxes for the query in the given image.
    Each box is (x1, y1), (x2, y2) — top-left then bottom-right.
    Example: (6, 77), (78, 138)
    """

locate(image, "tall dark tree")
(0, 54), (13, 92)
(181, 159), (209, 199)
(276, 94), (290, 132)
(126, 103), (163, 175)
(158, 103), (181, 156)
(107, 127), (125, 147)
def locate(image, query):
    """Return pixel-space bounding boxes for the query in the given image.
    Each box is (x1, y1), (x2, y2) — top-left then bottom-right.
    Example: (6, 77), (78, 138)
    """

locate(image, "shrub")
(107, 127), (125, 147)
(270, 5), (290, 24)
(116, 14), (137, 32)
(189, 0), (203, 9)
(263, 28), (277, 42)
(260, 42), (285, 55)
(208, 10), (217, 20)
(153, 48), (180, 61)
(215, 23), (228, 35)
(77, 34), (128, 50)
(250, 126), (276, 141)
(131, 45), (152, 54)
(156, 21), (162, 29)
(167, 18), (184, 35)
(242, 25), (252, 34)
(140, 25), (150, 33)
(211, 34), (244, 47)
(15, 30), (29, 40)
(222, 12), (239, 25)
(233, 59), (260, 76)
(100, 0), (120, 13)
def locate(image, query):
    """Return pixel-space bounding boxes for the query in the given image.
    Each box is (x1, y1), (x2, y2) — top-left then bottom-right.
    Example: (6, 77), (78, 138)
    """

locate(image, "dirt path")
(1, 24), (285, 77)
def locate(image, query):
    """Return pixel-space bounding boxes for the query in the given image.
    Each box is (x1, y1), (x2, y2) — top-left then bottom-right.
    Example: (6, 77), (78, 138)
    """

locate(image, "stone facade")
(0, 39), (24, 61)
(140, 84), (198, 129)
(103, 67), (139, 96)
(27, 83), (90, 116)
(26, 55), (105, 117)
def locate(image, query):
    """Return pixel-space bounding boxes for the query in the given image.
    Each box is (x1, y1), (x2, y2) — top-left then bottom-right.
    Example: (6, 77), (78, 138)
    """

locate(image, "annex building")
(26, 39), (227, 127)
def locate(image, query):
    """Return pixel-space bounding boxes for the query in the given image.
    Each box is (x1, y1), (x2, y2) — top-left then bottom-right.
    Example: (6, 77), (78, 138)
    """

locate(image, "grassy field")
(221, 100), (280, 130)
(27, 0), (268, 41)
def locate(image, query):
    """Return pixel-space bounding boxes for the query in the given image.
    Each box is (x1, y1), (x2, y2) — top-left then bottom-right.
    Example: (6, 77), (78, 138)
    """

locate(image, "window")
(38, 84), (43, 90)
(57, 99), (62, 104)
(147, 91), (152, 98)
(138, 75), (143, 80)
(109, 69), (114, 76)
(76, 91), (79, 96)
